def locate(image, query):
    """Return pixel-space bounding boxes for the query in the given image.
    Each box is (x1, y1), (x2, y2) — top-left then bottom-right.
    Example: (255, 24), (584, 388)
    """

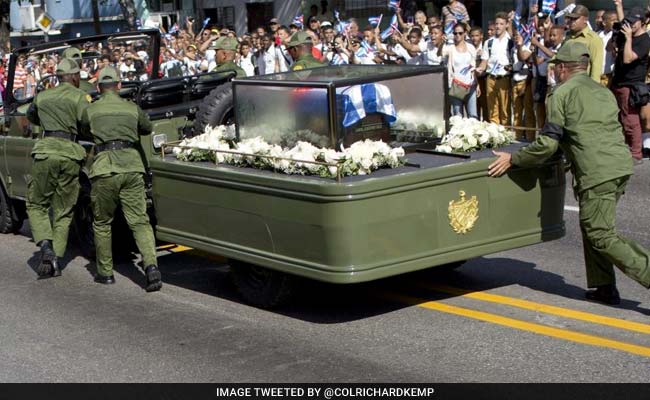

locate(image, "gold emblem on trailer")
(448, 190), (479, 234)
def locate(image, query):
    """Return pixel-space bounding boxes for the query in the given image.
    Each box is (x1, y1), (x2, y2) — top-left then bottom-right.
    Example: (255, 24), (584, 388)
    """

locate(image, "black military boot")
(36, 240), (55, 278)
(94, 274), (116, 284)
(144, 265), (162, 293)
(585, 284), (621, 305)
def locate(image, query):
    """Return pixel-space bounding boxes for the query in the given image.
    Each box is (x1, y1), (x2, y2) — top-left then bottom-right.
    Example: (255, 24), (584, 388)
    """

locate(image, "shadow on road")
(129, 252), (650, 323)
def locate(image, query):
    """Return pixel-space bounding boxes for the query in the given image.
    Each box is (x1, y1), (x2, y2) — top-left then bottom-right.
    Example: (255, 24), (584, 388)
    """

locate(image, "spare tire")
(194, 82), (234, 134)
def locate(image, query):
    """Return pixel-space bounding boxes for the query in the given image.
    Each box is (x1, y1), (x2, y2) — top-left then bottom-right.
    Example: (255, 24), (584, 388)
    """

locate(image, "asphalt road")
(1, 165), (649, 383)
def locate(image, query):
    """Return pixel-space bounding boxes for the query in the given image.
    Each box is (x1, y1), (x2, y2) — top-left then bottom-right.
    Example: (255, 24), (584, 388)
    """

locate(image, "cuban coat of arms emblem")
(448, 190), (479, 234)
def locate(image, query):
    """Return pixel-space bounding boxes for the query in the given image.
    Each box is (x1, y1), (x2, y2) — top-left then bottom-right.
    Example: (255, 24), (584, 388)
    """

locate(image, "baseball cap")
(320, 21), (333, 28)
(286, 31), (313, 47)
(549, 41), (590, 64)
(215, 37), (238, 51)
(55, 58), (80, 75)
(625, 8), (644, 23)
(566, 4), (589, 19)
(269, 17), (279, 24)
(98, 66), (121, 83)
(62, 47), (82, 60)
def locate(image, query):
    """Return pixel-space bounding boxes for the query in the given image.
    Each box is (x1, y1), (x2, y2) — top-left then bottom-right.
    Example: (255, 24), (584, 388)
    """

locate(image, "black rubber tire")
(0, 185), (22, 234)
(73, 186), (137, 262)
(229, 259), (294, 309)
(193, 82), (234, 134)
(73, 187), (97, 260)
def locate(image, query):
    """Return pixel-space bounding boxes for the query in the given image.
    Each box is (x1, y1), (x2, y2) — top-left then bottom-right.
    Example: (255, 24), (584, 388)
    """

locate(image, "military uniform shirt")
(213, 61), (247, 78)
(291, 54), (326, 71)
(81, 91), (153, 178)
(511, 72), (633, 193)
(26, 82), (90, 161)
(563, 27), (604, 82)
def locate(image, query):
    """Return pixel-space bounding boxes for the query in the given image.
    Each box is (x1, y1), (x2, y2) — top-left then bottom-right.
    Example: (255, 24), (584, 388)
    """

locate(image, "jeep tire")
(0, 185), (22, 234)
(229, 259), (294, 309)
(194, 82), (234, 134)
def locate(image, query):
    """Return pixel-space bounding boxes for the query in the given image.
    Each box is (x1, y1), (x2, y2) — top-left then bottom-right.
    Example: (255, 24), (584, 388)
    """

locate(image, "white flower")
(449, 136), (464, 150)
(437, 144), (453, 153)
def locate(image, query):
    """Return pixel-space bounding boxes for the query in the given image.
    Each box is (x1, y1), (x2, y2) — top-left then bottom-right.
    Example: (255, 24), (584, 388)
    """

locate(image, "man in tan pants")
(476, 12), (513, 126)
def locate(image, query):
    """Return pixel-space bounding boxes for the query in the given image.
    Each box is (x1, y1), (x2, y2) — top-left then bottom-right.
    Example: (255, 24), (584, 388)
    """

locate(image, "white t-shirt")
(238, 53), (256, 77)
(599, 30), (615, 75)
(449, 44), (476, 85)
(276, 45), (292, 72)
(257, 45), (278, 75)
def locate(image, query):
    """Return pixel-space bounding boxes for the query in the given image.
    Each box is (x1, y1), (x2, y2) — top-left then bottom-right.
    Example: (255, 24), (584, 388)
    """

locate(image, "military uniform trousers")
(26, 155), (81, 257)
(91, 172), (157, 277)
(579, 176), (650, 289)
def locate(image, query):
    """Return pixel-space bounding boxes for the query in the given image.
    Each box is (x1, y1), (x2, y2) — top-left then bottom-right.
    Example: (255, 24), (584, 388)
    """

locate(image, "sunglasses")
(453, 31), (465, 35)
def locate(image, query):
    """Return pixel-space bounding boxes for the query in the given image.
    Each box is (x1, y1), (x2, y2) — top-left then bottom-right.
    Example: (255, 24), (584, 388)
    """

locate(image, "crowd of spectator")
(2, 0), (650, 159)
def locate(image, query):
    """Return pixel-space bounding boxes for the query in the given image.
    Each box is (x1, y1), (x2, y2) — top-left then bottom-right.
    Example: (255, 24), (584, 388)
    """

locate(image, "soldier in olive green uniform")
(286, 31), (326, 71)
(489, 42), (650, 305)
(211, 37), (246, 78)
(62, 47), (95, 92)
(80, 67), (162, 292)
(26, 59), (91, 278)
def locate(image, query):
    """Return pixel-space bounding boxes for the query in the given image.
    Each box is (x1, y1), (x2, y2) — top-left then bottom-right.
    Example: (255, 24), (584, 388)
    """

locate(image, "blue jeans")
(450, 84), (478, 119)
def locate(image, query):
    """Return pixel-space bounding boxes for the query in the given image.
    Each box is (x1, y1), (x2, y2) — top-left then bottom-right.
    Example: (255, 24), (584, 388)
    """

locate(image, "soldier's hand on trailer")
(488, 151), (512, 177)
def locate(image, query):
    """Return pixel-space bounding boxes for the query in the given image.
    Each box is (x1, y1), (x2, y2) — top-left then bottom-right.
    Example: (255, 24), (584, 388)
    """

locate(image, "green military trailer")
(0, 31), (566, 308)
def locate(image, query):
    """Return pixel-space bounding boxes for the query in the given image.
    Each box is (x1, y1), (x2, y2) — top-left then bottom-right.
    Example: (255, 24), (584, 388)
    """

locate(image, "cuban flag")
(331, 53), (347, 65)
(168, 23), (179, 34)
(360, 40), (374, 54)
(292, 13), (304, 28)
(368, 14), (382, 27)
(355, 46), (369, 59)
(339, 83), (397, 127)
(388, 0), (400, 11)
(380, 14), (398, 41)
(334, 9), (341, 22)
(444, 19), (455, 38)
(542, 0), (557, 14)
(336, 19), (351, 34)
(202, 17), (211, 28)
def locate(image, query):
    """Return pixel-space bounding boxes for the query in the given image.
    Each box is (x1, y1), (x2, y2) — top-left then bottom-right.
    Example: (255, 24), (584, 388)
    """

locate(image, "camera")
(612, 20), (627, 47)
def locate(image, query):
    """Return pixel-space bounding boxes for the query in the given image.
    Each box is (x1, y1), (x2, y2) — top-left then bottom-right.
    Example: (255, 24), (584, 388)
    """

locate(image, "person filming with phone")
(609, 2), (650, 164)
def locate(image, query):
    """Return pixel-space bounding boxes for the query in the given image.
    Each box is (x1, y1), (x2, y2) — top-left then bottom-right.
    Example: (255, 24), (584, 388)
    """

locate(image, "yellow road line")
(390, 293), (650, 358)
(169, 245), (193, 253)
(420, 283), (650, 335)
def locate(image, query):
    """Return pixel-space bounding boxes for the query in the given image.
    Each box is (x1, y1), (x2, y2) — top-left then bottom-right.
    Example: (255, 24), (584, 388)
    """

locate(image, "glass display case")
(232, 65), (448, 149)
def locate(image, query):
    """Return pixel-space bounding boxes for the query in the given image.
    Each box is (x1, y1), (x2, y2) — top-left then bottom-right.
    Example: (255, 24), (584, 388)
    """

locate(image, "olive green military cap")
(215, 37), (238, 51)
(62, 47), (82, 60)
(549, 42), (590, 64)
(97, 66), (121, 83)
(56, 58), (80, 75)
(286, 31), (312, 47)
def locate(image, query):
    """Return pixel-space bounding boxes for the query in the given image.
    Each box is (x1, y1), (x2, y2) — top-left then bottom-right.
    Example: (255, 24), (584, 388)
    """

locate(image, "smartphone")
(407, 16), (414, 25)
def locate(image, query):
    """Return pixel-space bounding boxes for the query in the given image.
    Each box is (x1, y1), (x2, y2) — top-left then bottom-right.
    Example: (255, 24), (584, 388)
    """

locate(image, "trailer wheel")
(229, 259), (294, 309)
(0, 185), (22, 234)
(194, 82), (234, 134)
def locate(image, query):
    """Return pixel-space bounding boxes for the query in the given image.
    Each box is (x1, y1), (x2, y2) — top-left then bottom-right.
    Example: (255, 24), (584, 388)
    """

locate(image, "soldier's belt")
(95, 140), (135, 154)
(43, 131), (76, 141)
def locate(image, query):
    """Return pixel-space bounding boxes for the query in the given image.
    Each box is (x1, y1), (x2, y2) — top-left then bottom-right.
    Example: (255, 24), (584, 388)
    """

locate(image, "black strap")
(95, 140), (135, 154)
(43, 131), (75, 141)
